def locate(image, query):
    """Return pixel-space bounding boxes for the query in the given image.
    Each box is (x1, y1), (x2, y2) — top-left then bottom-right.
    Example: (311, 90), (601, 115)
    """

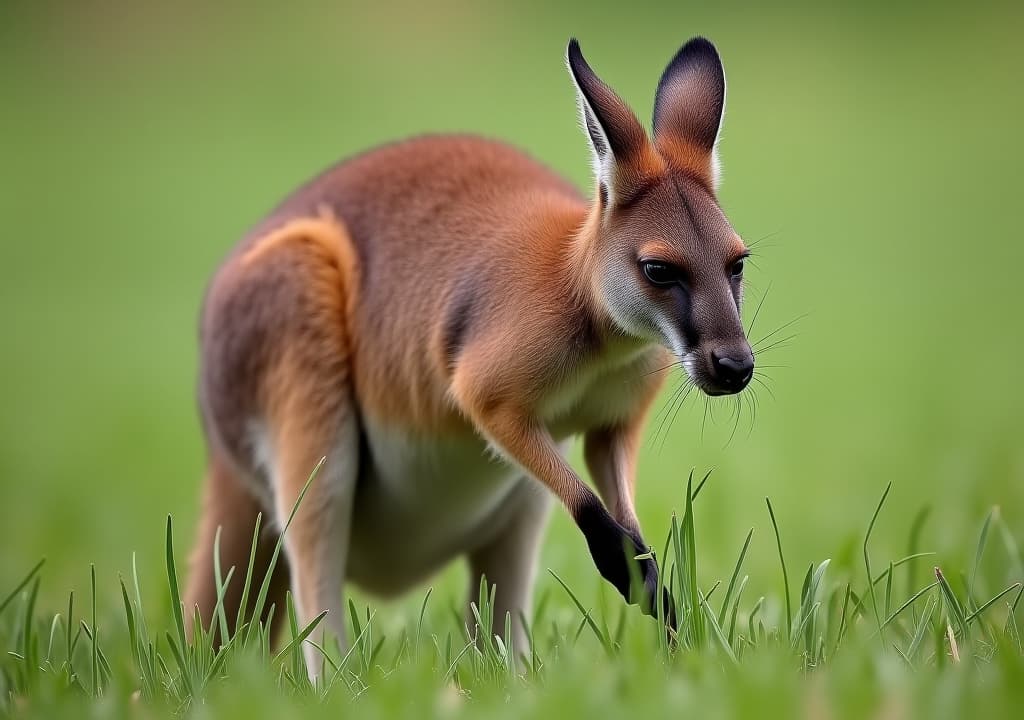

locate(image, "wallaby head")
(568, 37), (753, 396)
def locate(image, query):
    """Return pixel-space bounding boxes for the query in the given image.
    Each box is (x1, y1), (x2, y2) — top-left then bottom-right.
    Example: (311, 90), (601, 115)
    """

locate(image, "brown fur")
(184, 454), (290, 641)
(185, 38), (750, 670)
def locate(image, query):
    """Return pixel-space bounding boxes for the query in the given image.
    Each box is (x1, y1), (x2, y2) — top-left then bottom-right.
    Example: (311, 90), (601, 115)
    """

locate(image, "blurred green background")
(1, 0), (1022, 620)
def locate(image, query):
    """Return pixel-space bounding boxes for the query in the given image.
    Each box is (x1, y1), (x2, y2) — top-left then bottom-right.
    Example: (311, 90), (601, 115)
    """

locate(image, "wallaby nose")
(710, 348), (754, 391)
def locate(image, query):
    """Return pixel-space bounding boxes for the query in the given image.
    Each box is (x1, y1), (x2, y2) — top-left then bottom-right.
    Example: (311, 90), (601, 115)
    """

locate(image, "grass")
(3, 2), (1024, 718)
(2, 470), (1022, 718)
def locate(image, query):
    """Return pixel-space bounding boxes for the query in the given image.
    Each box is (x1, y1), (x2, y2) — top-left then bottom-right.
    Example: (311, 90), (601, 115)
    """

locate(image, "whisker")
(700, 396), (710, 443)
(744, 230), (782, 271)
(650, 376), (687, 450)
(751, 313), (809, 349)
(724, 394), (743, 448)
(752, 375), (776, 401)
(746, 230), (782, 249)
(658, 380), (698, 452)
(746, 386), (759, 437)
(754, 334), (798, 355)
(651, 374), (694, 450)
(642, 360), (684, 378)
(745, 283), (771, 339)
(661, 381), (694, 446)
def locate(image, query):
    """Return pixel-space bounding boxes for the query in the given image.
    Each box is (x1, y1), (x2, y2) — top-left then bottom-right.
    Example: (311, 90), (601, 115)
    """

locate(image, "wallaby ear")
(566, 39), (654, 206)
(652, 37), (726, 188)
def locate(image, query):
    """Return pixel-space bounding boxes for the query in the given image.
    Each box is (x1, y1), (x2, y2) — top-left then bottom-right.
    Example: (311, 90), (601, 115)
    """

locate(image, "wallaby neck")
(546, 196), (651, 360)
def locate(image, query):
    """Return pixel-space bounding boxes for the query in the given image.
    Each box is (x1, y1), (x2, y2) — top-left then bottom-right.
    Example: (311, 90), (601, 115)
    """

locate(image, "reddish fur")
(184, 455), (290, 641)
(654, 135), (717, 190)
(185, 38), (746, 657)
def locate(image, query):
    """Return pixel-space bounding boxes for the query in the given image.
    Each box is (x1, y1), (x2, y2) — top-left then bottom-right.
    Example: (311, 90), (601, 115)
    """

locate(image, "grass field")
(2, 1), (1024, 717)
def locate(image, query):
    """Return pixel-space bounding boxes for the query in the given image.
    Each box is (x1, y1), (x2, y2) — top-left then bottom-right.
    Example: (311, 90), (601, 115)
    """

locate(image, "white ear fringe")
(568, 69), (616, 203)
(711, 72), (726, 191)
(710, 145), (722, 191)
(577, 97), (615, 201)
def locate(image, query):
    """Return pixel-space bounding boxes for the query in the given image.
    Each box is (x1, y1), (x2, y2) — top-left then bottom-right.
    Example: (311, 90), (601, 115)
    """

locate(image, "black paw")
(574, 500), (677, 629)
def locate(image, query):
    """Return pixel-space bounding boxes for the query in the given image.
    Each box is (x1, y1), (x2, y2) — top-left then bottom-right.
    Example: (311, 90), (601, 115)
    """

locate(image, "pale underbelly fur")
(346, 423), (532, 596)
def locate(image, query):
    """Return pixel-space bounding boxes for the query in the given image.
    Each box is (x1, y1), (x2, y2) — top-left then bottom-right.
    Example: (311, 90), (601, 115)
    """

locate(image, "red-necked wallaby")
(185, 36), (753, 672)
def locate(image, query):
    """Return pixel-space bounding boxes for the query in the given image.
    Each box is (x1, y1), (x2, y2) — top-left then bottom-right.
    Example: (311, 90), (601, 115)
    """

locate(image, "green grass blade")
(548, 570), (613, 658)
(691, 468), (714, 502)
(790, 601), (820, 652)
(348, 598), (363, 661)
(892, 642), (912, 667)
(20, 576), (40, 691)
(164, 632), (194, 697)
(130, 553), (151, 650)
(165, 516), (188, 654)
(748, 596), (765, 646)
(414, 587), (432, 657)
(0, 559), (45, 619)
(120, 578), (141, 678)
(871, 553), (936, 587)
(878, 581), (939, 632)
(964, 582), (1023, 626)
(935, 567), (967, 638)
(906, 595), (936, 661)
(212, 526), (232, 643)
(64, 590), (75, 674)
(969, 508), (995, 599)
(699, 593), (739, 666)
(884, 562), (894, 618)
(90, 565), (99, 697)
(234, 512), (264, 635)
(208, 566), (235, 642)
(682, 473), (704, 647)
(799, 560), (830, 653)
(727, 576), (748, 646)
(45, 612), (60, 667)
(833, 584), (852, 657)
(718, 528), (754, 626)
(1004, 589), (1024, 653)
(905, 506), (931, 602)
(670, 512), (687, 642)
(325, 608), (375, 692)
(862, 482), (892, 642)
(765, 498), (792, 638)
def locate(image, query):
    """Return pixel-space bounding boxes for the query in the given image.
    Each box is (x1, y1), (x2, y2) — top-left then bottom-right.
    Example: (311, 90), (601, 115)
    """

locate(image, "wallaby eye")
(731, 258), (745, 278)
(640, 260), (680, 287)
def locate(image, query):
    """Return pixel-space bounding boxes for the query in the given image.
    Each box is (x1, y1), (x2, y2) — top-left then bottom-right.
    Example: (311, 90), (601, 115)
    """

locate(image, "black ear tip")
(658, 35), (724, 91)
(676, 36), (722, 69)
(566, 37), (583, 68)
(566, 37), (591, 80)
(683, 36), (719, 55)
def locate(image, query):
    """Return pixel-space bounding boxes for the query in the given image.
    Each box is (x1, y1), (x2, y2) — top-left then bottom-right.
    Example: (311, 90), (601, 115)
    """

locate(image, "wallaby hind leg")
(185, 454), (290, 643)
(243, 217), (362, 678)
(196, 214), (361, 677)
(268, 401), (359, 679)
(466, 477), (553, 657)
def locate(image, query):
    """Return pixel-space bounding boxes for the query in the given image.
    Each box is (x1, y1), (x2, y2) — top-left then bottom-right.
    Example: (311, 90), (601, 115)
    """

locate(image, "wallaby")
(184, 36), (753, 674)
